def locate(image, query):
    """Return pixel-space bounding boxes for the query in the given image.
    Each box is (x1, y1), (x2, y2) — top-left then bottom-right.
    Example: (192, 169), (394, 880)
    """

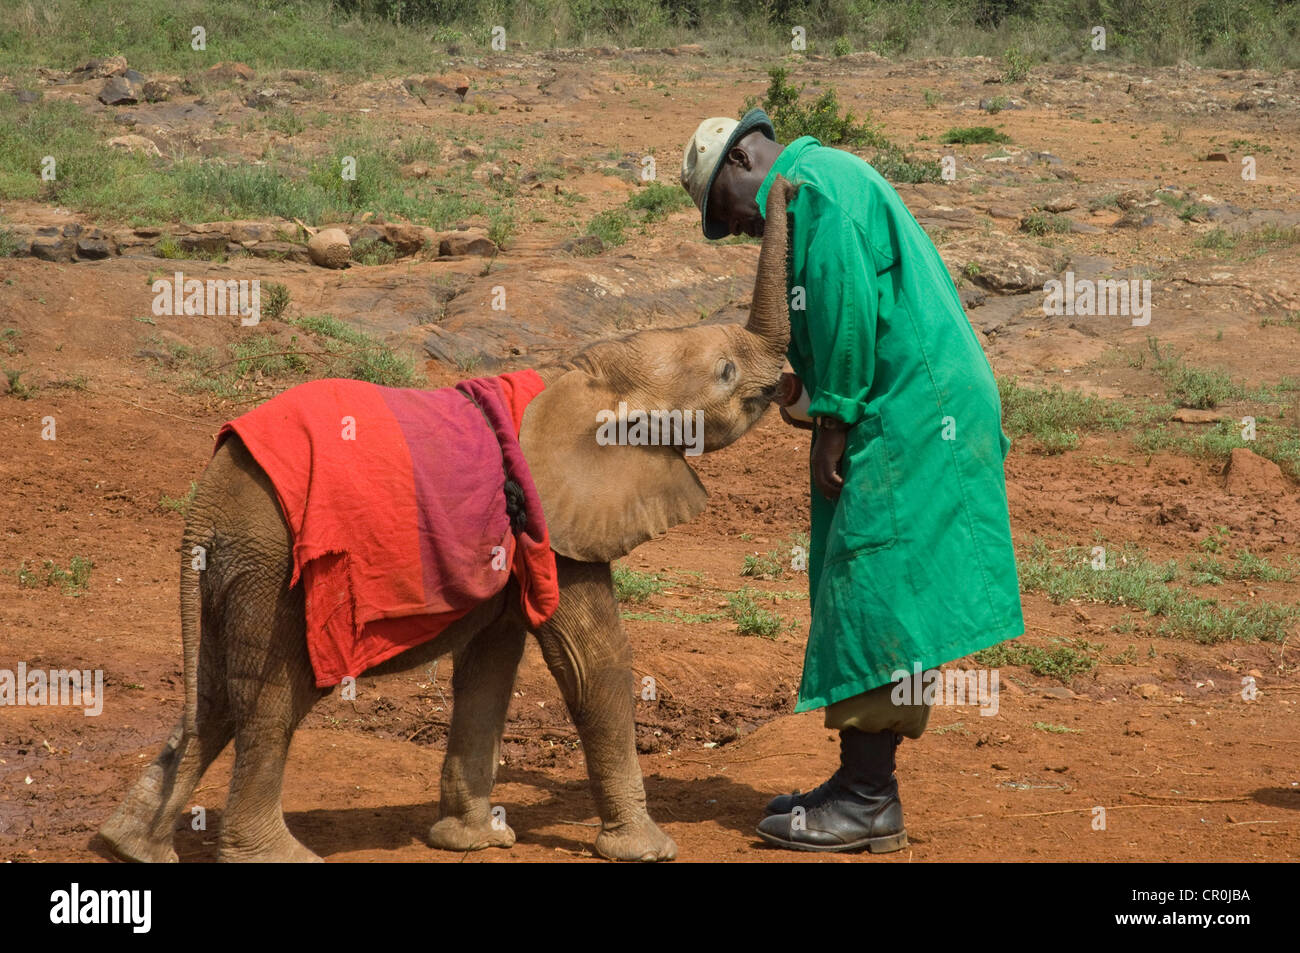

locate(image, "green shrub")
(743, 68), (887, 148)
(941, 126), (1011, 145)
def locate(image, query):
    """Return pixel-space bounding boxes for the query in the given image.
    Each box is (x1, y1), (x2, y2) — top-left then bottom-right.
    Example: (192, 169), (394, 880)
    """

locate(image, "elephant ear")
(520, 368), (708, 563)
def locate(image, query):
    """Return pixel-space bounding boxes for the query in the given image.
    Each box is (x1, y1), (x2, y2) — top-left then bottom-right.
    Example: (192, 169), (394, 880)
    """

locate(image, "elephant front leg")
(427, 616), (527, 853)
(534, 559), (677, 862)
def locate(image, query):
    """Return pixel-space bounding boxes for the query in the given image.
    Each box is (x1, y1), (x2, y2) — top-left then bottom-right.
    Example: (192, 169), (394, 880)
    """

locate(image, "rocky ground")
(1, 47), (1298, 861)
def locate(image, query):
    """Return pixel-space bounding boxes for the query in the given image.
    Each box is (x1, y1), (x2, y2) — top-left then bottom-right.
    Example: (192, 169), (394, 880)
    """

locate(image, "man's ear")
(727, 144), (753, 170)
(519, 368), (708, 563)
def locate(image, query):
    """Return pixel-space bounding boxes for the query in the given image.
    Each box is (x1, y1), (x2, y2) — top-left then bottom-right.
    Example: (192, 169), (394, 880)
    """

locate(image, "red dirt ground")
(2, 50), (1298, 862)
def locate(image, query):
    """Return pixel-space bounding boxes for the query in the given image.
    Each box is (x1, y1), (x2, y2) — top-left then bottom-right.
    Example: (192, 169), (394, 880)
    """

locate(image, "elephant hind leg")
(218, 577), (327, 863)
(99, 674), (234, 863)
(427, 609), (527, 853)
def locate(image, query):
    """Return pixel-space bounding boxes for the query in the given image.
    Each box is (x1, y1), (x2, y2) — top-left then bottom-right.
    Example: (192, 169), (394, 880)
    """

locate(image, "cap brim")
(701, 109), (776, 239)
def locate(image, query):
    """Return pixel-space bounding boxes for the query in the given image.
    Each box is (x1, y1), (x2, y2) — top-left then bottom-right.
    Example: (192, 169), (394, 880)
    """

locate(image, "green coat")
(756, 137), (1024, 712)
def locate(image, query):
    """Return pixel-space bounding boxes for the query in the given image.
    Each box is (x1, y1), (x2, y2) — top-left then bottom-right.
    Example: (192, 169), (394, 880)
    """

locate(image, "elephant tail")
(180, 523), (203, 736)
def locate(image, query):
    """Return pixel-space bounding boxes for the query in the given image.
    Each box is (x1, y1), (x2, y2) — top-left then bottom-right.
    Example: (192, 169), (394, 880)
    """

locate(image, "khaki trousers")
(823, 680), (932, 738)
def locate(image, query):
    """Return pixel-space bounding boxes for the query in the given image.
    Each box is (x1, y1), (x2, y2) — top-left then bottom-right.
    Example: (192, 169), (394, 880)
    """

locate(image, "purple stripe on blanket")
(378, 386), (509, 604)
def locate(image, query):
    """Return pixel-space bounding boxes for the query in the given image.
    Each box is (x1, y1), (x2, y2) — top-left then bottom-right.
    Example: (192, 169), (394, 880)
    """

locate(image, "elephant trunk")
(745, 175), (799, 357)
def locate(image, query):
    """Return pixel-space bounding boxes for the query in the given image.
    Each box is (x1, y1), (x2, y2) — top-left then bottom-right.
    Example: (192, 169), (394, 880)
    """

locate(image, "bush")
(941, 126), (1011, 145)
(743, 68), (887, 148)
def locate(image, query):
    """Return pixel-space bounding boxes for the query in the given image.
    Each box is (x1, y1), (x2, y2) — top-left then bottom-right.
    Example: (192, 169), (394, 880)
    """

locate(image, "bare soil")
(2, 49), (1298, 862)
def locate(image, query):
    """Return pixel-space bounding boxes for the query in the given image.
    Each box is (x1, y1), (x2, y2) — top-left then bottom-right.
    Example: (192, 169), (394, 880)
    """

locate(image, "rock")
(1116, 189), (1149, 210)
(914, 206), (978, 230)
(1205, 152), (1230, 162)
(123, 68), (146, 85)
(75, 237), (113, 259)
(13, 89), (40, 104)
(537, 70), (608, 103)
(1223, 447), (1291, 496)
(98, 76), (140, 105)
(460, 144), (483, 160)
(0, 226), (32, 255)
(1136, 683), (1162, 699)
(204, 62), (256, 82)
(439, 231), (496, 257)
(426, 72), (470, 98)
(30, 237), (73, 262)
(176, 233), (228, 256)
(1044, 195), (1078, 213)
(404, 75), (469, 103)
(307, 227), (351, 268)
(246, 241), (311, 263)
(985, 205), (1021, 220)
(348, 224), (386, 247)
(1068, 221), (1102, 234)
(472, 163), (504, 184)
(246, 87), (289, 108)
(1205, 203), (1245, 223)
(228, 221), (283, 244)
(79, 55), (128, 78)
(560, 235), (603, 256)
(108, 134), (162, 157)
(141, 79), (173, 102)
(401, 162), (432, 179)
(383, 224), (426, 256)
(1114, 209), (1156, 229)
(942, 235), (1066, 294)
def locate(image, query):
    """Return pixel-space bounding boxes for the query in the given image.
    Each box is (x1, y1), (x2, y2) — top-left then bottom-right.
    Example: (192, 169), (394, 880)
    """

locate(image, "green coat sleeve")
(789, 188), (879, 427)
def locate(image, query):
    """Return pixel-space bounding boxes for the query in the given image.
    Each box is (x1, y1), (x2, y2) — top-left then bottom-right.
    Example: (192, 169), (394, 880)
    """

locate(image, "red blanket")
(216, 370), (559, 687)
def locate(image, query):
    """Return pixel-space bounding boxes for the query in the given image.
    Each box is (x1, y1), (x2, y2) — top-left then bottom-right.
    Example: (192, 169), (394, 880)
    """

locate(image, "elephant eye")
(718, 359), (737, 383)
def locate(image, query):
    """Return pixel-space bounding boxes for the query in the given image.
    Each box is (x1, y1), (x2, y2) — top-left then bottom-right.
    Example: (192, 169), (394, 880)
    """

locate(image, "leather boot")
(764, 731), (853, 816)
(756, 728), (907, 853)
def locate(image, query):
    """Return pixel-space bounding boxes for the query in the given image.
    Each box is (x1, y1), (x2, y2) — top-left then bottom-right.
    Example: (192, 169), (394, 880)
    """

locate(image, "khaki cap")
(680, 108), (776, 239)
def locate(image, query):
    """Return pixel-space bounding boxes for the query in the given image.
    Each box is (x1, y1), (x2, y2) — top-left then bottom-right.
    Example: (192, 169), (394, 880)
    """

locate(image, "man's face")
(707, 134), (768, 238)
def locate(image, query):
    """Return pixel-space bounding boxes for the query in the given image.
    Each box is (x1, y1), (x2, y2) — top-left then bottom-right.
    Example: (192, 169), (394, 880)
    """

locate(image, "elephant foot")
(98, 810), (178, 864)
(427, 813), (516, 852)
(219, 827), (322, 863)
(595, 816), (677, 862)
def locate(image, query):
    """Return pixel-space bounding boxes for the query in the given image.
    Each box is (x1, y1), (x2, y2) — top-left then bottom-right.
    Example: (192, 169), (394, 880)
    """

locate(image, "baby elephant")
(99, 176), (800, 862)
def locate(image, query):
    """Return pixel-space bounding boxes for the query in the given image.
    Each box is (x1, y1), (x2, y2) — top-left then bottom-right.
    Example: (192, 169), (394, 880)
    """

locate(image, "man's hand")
(812, 419), (848, 501)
